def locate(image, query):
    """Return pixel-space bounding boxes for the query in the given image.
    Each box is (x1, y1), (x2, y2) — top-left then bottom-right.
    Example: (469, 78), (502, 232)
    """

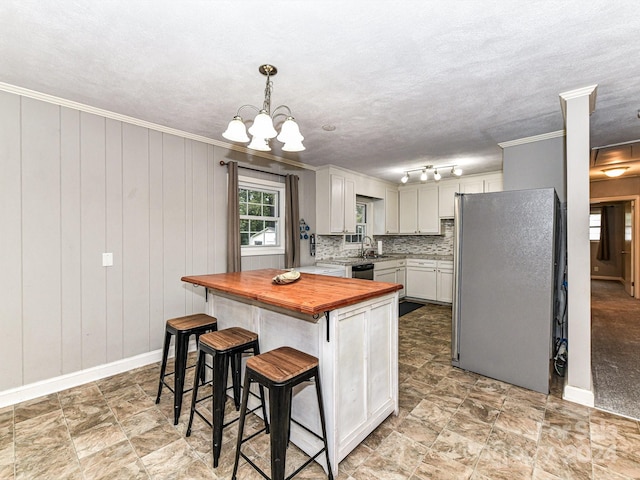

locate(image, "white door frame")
(590, 194), (640, 299)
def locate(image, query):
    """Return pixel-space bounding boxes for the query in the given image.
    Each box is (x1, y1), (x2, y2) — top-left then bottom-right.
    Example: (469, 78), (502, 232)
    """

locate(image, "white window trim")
(343, 200), (372, 250)
(239, 175), (286, 257)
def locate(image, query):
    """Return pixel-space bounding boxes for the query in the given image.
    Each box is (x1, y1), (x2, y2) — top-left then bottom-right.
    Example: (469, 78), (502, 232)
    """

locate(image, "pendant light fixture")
(222, 64), (305, 152)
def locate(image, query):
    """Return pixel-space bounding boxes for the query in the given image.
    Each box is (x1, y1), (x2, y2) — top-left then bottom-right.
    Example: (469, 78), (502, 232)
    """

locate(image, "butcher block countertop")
(182, 268), (401, 316)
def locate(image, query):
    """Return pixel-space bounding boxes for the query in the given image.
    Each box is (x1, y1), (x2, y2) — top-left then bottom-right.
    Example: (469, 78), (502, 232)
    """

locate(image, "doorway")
(590, 195), (640, 419)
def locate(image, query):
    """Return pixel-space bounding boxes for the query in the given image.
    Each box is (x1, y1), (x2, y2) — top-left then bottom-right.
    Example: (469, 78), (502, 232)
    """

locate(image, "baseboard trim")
(562, 383), (595, 407)
(0, 349), (164, 408)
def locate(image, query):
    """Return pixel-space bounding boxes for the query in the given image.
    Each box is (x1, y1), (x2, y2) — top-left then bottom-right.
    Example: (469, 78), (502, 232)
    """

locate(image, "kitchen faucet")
(360, 236), (374, 258)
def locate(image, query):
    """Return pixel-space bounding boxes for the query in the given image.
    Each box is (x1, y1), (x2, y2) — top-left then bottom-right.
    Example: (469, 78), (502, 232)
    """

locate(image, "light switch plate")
(102, 252), (113, 267)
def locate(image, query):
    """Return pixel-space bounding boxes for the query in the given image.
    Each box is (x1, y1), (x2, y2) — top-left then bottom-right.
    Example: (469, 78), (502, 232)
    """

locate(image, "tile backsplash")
(316, 219), (454, 259)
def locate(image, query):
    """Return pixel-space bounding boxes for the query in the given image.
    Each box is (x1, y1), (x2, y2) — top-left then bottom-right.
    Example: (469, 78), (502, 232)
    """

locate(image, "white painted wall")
(0, 89), (314, 396)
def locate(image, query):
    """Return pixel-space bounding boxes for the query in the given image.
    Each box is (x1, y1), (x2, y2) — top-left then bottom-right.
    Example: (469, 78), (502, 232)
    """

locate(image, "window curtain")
(285, 174), (301, 268)
(596, 206), (610, 261)
(226, 161), (241, 272)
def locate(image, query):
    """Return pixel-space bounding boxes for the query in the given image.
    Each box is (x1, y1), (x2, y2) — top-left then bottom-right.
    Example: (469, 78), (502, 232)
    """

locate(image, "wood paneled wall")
(0, 90), (311, 392)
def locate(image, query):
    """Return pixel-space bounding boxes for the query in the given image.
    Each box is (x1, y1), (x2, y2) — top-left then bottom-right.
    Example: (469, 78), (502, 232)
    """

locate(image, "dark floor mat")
(399, 301), (424, 316)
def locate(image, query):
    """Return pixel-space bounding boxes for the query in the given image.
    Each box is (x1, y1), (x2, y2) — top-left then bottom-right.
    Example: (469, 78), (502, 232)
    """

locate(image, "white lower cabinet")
(405, 260), (437, 300)
(436, 261), (453, 303)
(373, 259), (406, 299)
(405, 259), (453, 303)
(396, 260), (406, 299)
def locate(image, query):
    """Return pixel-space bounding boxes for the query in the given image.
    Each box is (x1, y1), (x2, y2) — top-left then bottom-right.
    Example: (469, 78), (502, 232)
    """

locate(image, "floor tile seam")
(92, 386), (155, 480)
(56, 390), (87, 478)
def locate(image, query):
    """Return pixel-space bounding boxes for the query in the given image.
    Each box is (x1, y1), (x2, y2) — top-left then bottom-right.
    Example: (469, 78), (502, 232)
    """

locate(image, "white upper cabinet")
(417, 185), (439, 234)
(384, 188), (399, 234)
(438, 182), (459, 218)
(399, 188), (418, 234)
(317, 168), (357, 234)
(399, 185), (439, 234)
(438, 173), (504, 218)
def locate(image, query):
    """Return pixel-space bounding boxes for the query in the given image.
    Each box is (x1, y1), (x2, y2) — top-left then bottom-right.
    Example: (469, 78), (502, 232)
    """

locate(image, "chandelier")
(400, 165), (462, 184)
(222, 64), (305, 152)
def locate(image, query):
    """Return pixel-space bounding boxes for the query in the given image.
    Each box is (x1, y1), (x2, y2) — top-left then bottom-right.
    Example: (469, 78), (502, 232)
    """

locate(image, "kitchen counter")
(181, 268), (400, 315)
(318, 253), (454, 266)
(181, 269), (399, 475)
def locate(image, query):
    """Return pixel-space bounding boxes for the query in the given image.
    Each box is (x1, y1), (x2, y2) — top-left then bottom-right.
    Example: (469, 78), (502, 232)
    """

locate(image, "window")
(590, 208), (601, 241)
(239, 176), (285, 256)
(345, 202), (368, 245)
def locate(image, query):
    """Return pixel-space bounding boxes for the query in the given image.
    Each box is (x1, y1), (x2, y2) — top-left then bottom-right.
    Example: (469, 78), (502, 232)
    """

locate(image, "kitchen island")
(181, 269), (401, 475)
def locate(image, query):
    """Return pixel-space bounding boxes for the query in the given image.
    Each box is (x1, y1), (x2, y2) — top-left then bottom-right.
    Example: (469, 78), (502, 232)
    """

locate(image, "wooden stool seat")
(233, 346), (333, 480)
(186, 327), (268, 468)
(200, 327), (258, 352)
(166, 313), (218, 332)
(156, 313), (217, 424)
(246, 346), (318, 383)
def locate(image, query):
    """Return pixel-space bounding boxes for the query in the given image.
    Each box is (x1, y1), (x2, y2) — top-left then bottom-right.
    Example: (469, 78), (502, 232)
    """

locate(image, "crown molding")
(498, 130), (565, 149)
(559, 84), (598, 119)
(0, 81), (315, 172)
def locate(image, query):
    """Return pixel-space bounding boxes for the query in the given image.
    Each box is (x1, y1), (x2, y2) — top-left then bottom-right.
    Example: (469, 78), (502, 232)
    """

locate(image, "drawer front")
(406, 259), (437, 268)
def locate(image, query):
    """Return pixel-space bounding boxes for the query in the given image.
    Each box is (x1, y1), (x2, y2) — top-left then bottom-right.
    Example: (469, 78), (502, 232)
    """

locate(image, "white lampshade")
(247, 136), (271, 151)
(222, 116), (250, 143)
(248, 110), (278, 139)
(433, 170), (442, 181)
(282, 140), (305, 152)
(401, 173), (409, 184)
(277, 117), (304, 144)
(452, 166), (463, 176)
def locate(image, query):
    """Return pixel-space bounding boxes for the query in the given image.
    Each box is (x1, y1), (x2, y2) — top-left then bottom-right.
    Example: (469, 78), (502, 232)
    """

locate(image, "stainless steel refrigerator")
(451, 188), (561, 394)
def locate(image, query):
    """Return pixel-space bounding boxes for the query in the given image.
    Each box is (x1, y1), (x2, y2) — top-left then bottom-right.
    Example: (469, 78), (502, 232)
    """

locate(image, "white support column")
(559, 85), (597, 406)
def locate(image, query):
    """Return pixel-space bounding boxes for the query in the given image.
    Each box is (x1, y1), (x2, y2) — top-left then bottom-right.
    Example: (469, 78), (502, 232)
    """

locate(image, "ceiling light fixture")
(602, 167), (629, 177)
(399, 165), (462, 184)
(222, 64), (304, 152)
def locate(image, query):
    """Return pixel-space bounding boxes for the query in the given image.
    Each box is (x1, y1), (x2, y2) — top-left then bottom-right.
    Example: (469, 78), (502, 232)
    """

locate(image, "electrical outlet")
(102, 252), (113, 267)
(593, 266), (599, 272)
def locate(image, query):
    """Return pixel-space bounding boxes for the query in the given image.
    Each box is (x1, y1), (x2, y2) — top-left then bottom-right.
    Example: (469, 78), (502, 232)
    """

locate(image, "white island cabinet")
(182, 270), (400, 476)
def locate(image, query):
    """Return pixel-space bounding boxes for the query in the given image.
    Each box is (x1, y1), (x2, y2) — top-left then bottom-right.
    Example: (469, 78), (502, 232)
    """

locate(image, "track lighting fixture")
(399, 165), (462, 184)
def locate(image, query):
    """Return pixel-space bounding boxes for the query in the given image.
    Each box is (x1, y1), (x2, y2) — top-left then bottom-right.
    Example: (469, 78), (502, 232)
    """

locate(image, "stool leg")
(252, 343), (270, 434)
(269, 384), (292, 480)
(232, 372), (253, 480)
(230, 352), (241, 410)
(173, 331), (189, 425)
(194, 334), (206, 386)
(186, 349), (206, 437)
(212, 351), (229, 468)
(156, 330), (172, 404)
(314, 372), (334, 480)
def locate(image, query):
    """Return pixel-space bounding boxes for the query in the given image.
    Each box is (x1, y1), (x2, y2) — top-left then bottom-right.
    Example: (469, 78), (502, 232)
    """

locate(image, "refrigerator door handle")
(451, 193), (462, 366)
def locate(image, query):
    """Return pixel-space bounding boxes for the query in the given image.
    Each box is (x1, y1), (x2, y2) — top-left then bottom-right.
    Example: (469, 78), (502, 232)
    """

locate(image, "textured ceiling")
(1, 1), (639, 183)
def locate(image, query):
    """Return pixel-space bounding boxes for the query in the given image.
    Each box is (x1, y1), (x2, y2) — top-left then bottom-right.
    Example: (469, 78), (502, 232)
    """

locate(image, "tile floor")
(2, 304), (640, 479)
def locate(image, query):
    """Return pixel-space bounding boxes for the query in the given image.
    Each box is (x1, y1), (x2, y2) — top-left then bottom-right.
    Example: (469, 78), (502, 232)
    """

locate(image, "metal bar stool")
(155, 313), (217, 424)
(186, 327), (269, 468)
(232, 346), (333, 480)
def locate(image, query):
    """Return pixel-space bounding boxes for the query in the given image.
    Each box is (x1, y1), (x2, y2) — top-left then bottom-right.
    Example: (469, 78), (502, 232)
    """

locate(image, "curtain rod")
(219, 160), (288, 178)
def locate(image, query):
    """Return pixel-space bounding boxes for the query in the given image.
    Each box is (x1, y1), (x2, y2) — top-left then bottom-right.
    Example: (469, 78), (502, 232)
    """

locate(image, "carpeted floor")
(591, 279), (640, 420)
